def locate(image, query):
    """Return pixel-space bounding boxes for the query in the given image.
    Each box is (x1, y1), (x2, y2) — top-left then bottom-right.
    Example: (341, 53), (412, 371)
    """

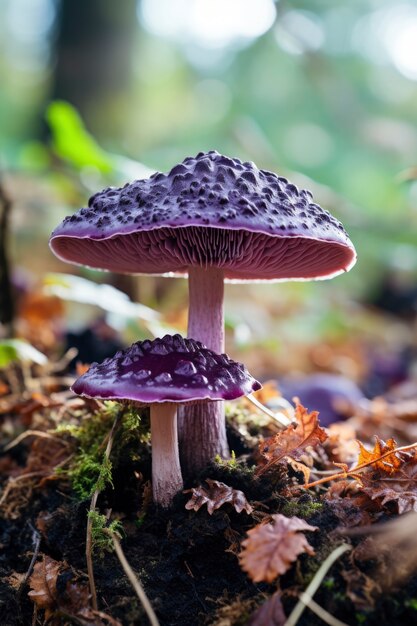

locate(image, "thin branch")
(18, 525), (41, 596)
(284, 543), (352, 626)
(4, 429), (70, 452)
(86, 408), (123, 611)
(246, 394), (291, 427)
(304, 442), (417, 489)
(307, 598), (350, 626)
(111, 533), (160, 626)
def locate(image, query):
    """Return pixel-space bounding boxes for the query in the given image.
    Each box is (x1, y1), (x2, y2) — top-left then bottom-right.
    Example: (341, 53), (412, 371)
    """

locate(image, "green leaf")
(46, 100), (114, 174)
(0, 340), (47, 367)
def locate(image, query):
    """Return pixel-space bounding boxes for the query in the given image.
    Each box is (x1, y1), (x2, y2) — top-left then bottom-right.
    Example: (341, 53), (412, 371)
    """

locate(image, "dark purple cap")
(71, 334), (261, 404)
(50, 150), (356, 281)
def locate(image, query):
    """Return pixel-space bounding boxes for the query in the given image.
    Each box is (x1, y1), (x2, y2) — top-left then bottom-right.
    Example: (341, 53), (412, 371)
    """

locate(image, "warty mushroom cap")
(50, 150), (356, 282)
(71, 333), (261, 404)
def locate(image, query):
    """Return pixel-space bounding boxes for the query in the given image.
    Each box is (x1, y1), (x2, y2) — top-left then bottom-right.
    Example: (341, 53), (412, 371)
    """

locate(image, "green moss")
(88, 510), (123, 557)
(355, 613), (367, 624)
(54, 401), (150, 500)
(280, 499), (323, 519)
(214, 450), (239, 469)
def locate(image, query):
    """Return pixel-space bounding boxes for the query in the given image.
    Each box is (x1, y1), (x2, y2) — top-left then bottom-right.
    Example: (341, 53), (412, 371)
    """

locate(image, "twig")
(304, 442), (417, 489)
(86, 408), (123, 611)
(4, 429), (70, 452)
(18, 525), (41, 596)
(111, 532), (160, 626)
(306, 598), (350, 626)
(284, 543), (352, 626)
(246, 394), (291, 427)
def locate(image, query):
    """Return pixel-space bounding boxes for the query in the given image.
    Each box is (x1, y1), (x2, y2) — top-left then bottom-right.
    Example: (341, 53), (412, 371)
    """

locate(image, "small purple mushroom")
(50, 150), (356, 474)
(71, 334), (261, 508)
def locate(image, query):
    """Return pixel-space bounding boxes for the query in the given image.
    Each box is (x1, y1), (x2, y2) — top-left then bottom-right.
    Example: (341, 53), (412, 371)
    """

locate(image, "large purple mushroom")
(71, 334), (261, 508)
(50, 150), (356, 474)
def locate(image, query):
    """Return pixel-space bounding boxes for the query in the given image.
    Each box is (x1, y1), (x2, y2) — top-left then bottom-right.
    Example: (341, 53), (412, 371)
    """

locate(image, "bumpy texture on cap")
(50, 150), (356, 281)
(71, 334), (261, 404)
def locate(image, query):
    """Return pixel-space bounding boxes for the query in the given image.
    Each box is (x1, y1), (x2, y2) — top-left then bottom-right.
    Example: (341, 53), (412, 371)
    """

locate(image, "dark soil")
(1, 409), (417, 626)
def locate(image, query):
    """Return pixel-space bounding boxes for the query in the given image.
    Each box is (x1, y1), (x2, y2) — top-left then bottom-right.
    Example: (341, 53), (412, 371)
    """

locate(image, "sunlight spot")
(139, 0), (276, 49)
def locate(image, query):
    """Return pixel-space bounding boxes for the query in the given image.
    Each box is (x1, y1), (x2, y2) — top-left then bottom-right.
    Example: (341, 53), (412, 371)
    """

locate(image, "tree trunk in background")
(50, 0), (137, 130)
(0, 181), (14, 336)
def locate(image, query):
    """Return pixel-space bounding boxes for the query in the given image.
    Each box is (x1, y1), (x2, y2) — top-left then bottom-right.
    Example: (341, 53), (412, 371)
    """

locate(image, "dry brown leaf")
(28, 555), (60, 615)
(239, 514), (317, 583)
(259, 402), (327, 475)
(28, 555), (120, 625)
(184, 479), (253, 515)
(247, 592), (287, 626)
(357, 437), (410, 475)
(361, 458), (417, 514)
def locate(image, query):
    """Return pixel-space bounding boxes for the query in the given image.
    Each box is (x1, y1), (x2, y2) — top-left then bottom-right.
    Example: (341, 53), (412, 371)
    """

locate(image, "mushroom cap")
(71, 334), (261, 404)
(50, 150), (356, 282)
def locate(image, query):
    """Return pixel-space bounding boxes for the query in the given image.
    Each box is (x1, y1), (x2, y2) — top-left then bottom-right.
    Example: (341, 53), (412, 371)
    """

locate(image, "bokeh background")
(2, 0), (417, 414)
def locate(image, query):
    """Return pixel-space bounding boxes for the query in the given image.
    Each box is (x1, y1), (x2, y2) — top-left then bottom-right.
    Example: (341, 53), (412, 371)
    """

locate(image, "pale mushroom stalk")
(179, 266), (229, 474)
(150, 403), (182, 508)
(187, 266), (225, 352)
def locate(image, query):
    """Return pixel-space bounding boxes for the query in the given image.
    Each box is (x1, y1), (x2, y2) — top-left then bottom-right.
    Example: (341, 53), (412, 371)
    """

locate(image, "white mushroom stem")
(151, 402), (183, 508)
(188, 266), (225, 353)
(178, 266), (230, 476)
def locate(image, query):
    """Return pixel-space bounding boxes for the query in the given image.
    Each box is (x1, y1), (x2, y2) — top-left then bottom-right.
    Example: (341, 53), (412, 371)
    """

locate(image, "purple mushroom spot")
(71, 334), (261, 508)
(50, 150), (356, 476)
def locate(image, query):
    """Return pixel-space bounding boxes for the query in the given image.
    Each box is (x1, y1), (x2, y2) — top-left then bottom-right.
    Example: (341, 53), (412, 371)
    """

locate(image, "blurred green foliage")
(1, 0), (417, 306)
(0, 339), (47, 367)
(46, 101), (114, 175)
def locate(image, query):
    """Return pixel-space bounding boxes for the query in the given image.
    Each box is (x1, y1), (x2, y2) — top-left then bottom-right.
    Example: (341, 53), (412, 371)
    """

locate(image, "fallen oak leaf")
(258, 401), (327, 476)
(239, 514), (318, 583)
(184, 479), (253, 515)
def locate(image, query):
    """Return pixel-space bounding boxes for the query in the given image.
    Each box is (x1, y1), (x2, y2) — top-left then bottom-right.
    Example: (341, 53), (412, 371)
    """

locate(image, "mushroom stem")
(188, 266), (225, 353)
(178, 266), (230, 476)
(150, 402), (183, 508)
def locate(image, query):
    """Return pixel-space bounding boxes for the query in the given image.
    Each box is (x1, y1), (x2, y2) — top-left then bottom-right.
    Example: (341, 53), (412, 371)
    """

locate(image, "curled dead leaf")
(28, 554), (121, 625)
(28, 555), (61, 615)
(239, 514), (318, 583)
(258, 401), (327, 477)
(184, 479), (253, 515)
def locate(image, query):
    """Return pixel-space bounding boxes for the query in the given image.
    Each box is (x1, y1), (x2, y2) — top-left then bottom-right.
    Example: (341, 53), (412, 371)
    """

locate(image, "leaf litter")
(2, 353), (417, 625)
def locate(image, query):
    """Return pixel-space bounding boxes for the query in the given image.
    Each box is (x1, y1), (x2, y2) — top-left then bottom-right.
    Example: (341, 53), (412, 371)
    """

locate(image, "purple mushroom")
(71, 333), (261, 508)
(50, 150), (356, 474)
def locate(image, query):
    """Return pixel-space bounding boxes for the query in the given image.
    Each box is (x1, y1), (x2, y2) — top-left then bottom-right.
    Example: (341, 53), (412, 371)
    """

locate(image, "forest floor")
(1, 365), (417, 626)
